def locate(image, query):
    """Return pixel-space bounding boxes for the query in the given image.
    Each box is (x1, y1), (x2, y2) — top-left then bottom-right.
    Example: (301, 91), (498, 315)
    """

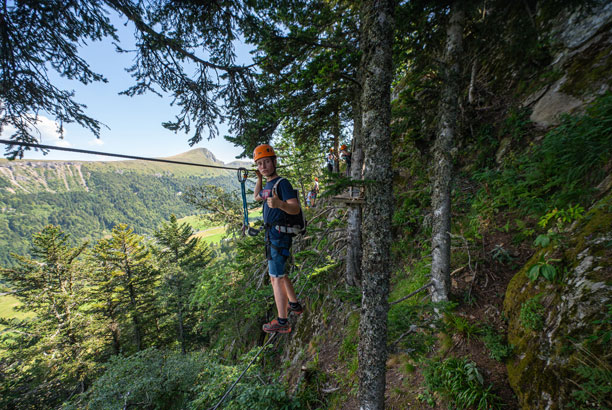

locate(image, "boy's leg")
(270, 276), (289, 318)
(281, 276), (298, 304)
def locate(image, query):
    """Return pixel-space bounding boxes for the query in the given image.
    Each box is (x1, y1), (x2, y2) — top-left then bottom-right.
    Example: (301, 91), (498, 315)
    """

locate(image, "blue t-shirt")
(260, 177), (297, 243)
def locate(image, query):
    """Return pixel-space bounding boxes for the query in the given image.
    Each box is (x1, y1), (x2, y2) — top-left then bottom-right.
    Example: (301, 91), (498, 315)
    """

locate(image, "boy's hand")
(255, 169), (262, 179)
(267, 190), (282, 209)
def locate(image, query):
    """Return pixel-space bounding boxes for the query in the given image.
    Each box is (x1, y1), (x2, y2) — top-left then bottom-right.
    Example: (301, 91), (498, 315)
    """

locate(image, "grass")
(192, 226), (226, 243)
(182, 209), (261, 244)
(0, 292), (33, 333)
(0, 293), (29, 320)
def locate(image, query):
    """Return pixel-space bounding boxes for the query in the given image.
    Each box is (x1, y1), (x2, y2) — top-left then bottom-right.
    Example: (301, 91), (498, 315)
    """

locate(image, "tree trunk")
(332, 110), (341, 173)
(124, 261), (143, 351)
(178, 299), (186, 354)
(430, 4), (465, 303)
(346, 83), (364, 288)
(358, 1), (394, 409)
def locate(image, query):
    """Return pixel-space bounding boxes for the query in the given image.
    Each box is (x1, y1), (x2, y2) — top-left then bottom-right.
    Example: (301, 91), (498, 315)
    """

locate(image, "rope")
(0, 139), (245, 171)
(208, 332), (278, 410)
(0, 139), (315, 170)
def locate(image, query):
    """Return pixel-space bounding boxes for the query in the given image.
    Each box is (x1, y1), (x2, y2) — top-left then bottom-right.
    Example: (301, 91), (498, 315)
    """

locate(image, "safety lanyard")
(237, 168), (249, 235)
(237, 168), (262, 237)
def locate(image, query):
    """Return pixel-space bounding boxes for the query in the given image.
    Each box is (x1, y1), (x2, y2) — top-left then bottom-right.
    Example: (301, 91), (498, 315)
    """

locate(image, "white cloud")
(35, 116), (71, 147)
(1, 115), (71, 147)
(88, 138), (105, 146)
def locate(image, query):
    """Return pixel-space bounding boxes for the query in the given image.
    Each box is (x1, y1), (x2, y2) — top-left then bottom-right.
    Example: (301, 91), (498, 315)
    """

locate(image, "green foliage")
(569, 364), (612, 410)
(471, 93), (612, 216)
(0, 226), (97, 409)
(153, 215), (215, 352)
(0, 1), (116, 152)
(338, 313), (359, 363)
(527, 256), (559, 282)
(188, 345), (304, 410)
(519, 295), (546, 331)
(500, 107), (532, 142)
(388, 260), (439, 357)
(64, 348), (207, 410)
(480, 325), (514, 362)
(444, 313), (482, 342)
(567, 304), (612, 409)
(538, 204), (585, 231)
(421, 357), (503, 410)
(490, 244), (516, 265)
(0, 166), (237, 266)
(181, 181), (249, 236)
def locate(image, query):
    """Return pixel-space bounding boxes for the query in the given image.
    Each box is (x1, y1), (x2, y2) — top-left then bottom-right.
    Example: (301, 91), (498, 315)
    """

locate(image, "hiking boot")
(262, 319), (291, 334)
(288, 301), (304, 315)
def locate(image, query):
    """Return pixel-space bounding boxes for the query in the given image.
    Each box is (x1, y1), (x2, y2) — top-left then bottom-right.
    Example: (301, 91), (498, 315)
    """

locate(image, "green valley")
(0, 148), (251, 265)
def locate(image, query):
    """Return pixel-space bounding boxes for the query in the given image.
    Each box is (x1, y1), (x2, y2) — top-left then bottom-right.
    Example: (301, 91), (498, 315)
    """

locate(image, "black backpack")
(271, 177), (307, 236)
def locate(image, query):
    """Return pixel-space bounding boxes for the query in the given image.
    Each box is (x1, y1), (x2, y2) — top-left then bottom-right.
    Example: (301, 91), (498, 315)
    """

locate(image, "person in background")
(310, 177), (319, 207)
(327, 148), (335, 173)
(340, 144), (352, 177)
(253, 144), (304, 333)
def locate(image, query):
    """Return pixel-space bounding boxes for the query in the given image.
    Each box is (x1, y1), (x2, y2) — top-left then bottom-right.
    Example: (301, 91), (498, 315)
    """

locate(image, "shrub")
(519, 295), (546, 331)
(421, 357), (503, 410)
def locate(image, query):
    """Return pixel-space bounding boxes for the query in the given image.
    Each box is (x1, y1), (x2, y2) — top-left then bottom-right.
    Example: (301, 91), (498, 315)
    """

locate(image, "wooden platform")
(330, 194), (364, 205)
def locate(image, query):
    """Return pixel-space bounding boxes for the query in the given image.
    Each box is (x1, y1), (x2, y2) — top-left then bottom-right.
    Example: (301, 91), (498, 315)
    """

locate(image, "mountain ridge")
(0, 148), (251, 194)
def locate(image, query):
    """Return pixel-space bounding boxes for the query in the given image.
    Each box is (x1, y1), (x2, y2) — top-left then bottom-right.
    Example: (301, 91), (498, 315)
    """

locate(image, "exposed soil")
(307, 227), (534, 409)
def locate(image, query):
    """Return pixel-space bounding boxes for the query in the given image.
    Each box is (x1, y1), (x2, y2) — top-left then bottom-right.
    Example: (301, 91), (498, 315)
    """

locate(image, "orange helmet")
(314, 177), (318, 181)
(340, 144), (347, 150)
(253, 144), (276, 161)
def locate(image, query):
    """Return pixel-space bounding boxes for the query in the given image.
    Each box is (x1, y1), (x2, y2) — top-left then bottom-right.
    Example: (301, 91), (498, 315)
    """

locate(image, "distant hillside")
(0, 148), (247, 266)
(0, 148), (252, 195)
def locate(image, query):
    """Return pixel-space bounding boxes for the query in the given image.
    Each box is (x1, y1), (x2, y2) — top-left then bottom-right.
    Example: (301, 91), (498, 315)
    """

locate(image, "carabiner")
(237, 167), (248, 183)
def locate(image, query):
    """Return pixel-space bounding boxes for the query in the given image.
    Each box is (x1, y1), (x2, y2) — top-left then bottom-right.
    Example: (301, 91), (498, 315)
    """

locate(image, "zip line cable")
(0, 139), (321, 172)
(208, 332), (278, 410)
(0, 139), (245, 171)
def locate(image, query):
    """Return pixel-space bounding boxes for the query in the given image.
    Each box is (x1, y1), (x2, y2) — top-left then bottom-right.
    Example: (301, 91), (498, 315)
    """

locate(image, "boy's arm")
(268, 193), (300, 215)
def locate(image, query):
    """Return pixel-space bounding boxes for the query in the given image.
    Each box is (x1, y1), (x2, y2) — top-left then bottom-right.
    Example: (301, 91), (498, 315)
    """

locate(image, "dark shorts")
(268, 244), (289, 278)
(266, 234), (291, 278)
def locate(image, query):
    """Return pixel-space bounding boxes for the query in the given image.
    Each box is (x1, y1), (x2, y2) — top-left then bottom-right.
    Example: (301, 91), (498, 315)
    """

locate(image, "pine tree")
(430, 3), (465, 303)
(358, 1), (395, 409)
(0, 226), (98, 408)
(91, 224), (158, 352)
(1, 1), (255, 156)
(153, 214), (214, 353)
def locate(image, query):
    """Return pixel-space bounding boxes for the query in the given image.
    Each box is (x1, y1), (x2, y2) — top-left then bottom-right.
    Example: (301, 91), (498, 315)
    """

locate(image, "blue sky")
(5, 10), (250, 164)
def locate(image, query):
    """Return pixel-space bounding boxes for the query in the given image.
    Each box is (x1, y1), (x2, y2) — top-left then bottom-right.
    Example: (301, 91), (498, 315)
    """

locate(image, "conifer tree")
(358, 1), (395, 409)
(92, 224), (158, 352)
(430, 4), (465, 303)
(153, 214), (214, 353)
(0, 226), (97, 408)
(87, 239), (128, 355)
(1, 0), (255, 156)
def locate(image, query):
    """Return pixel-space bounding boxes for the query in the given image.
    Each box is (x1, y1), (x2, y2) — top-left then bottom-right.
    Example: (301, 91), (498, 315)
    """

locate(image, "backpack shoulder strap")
(271, 177), (287, 201)
(272, 177), (286, 198)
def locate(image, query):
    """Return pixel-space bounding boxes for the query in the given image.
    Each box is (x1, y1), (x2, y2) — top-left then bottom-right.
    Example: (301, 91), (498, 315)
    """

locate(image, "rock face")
(503, 191), (612, 409)
(525, 0), (612, 127)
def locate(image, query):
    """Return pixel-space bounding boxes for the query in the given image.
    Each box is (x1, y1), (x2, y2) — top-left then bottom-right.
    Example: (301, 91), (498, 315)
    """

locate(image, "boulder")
(504, 191), (612, 409)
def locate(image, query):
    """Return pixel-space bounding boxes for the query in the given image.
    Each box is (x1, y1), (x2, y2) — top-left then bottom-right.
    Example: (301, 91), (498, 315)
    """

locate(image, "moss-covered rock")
(504, 190), (612, 409)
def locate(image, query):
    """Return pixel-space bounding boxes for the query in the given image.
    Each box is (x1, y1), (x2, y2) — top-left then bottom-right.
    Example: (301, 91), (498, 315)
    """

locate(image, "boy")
(253, 144), (304, 333)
